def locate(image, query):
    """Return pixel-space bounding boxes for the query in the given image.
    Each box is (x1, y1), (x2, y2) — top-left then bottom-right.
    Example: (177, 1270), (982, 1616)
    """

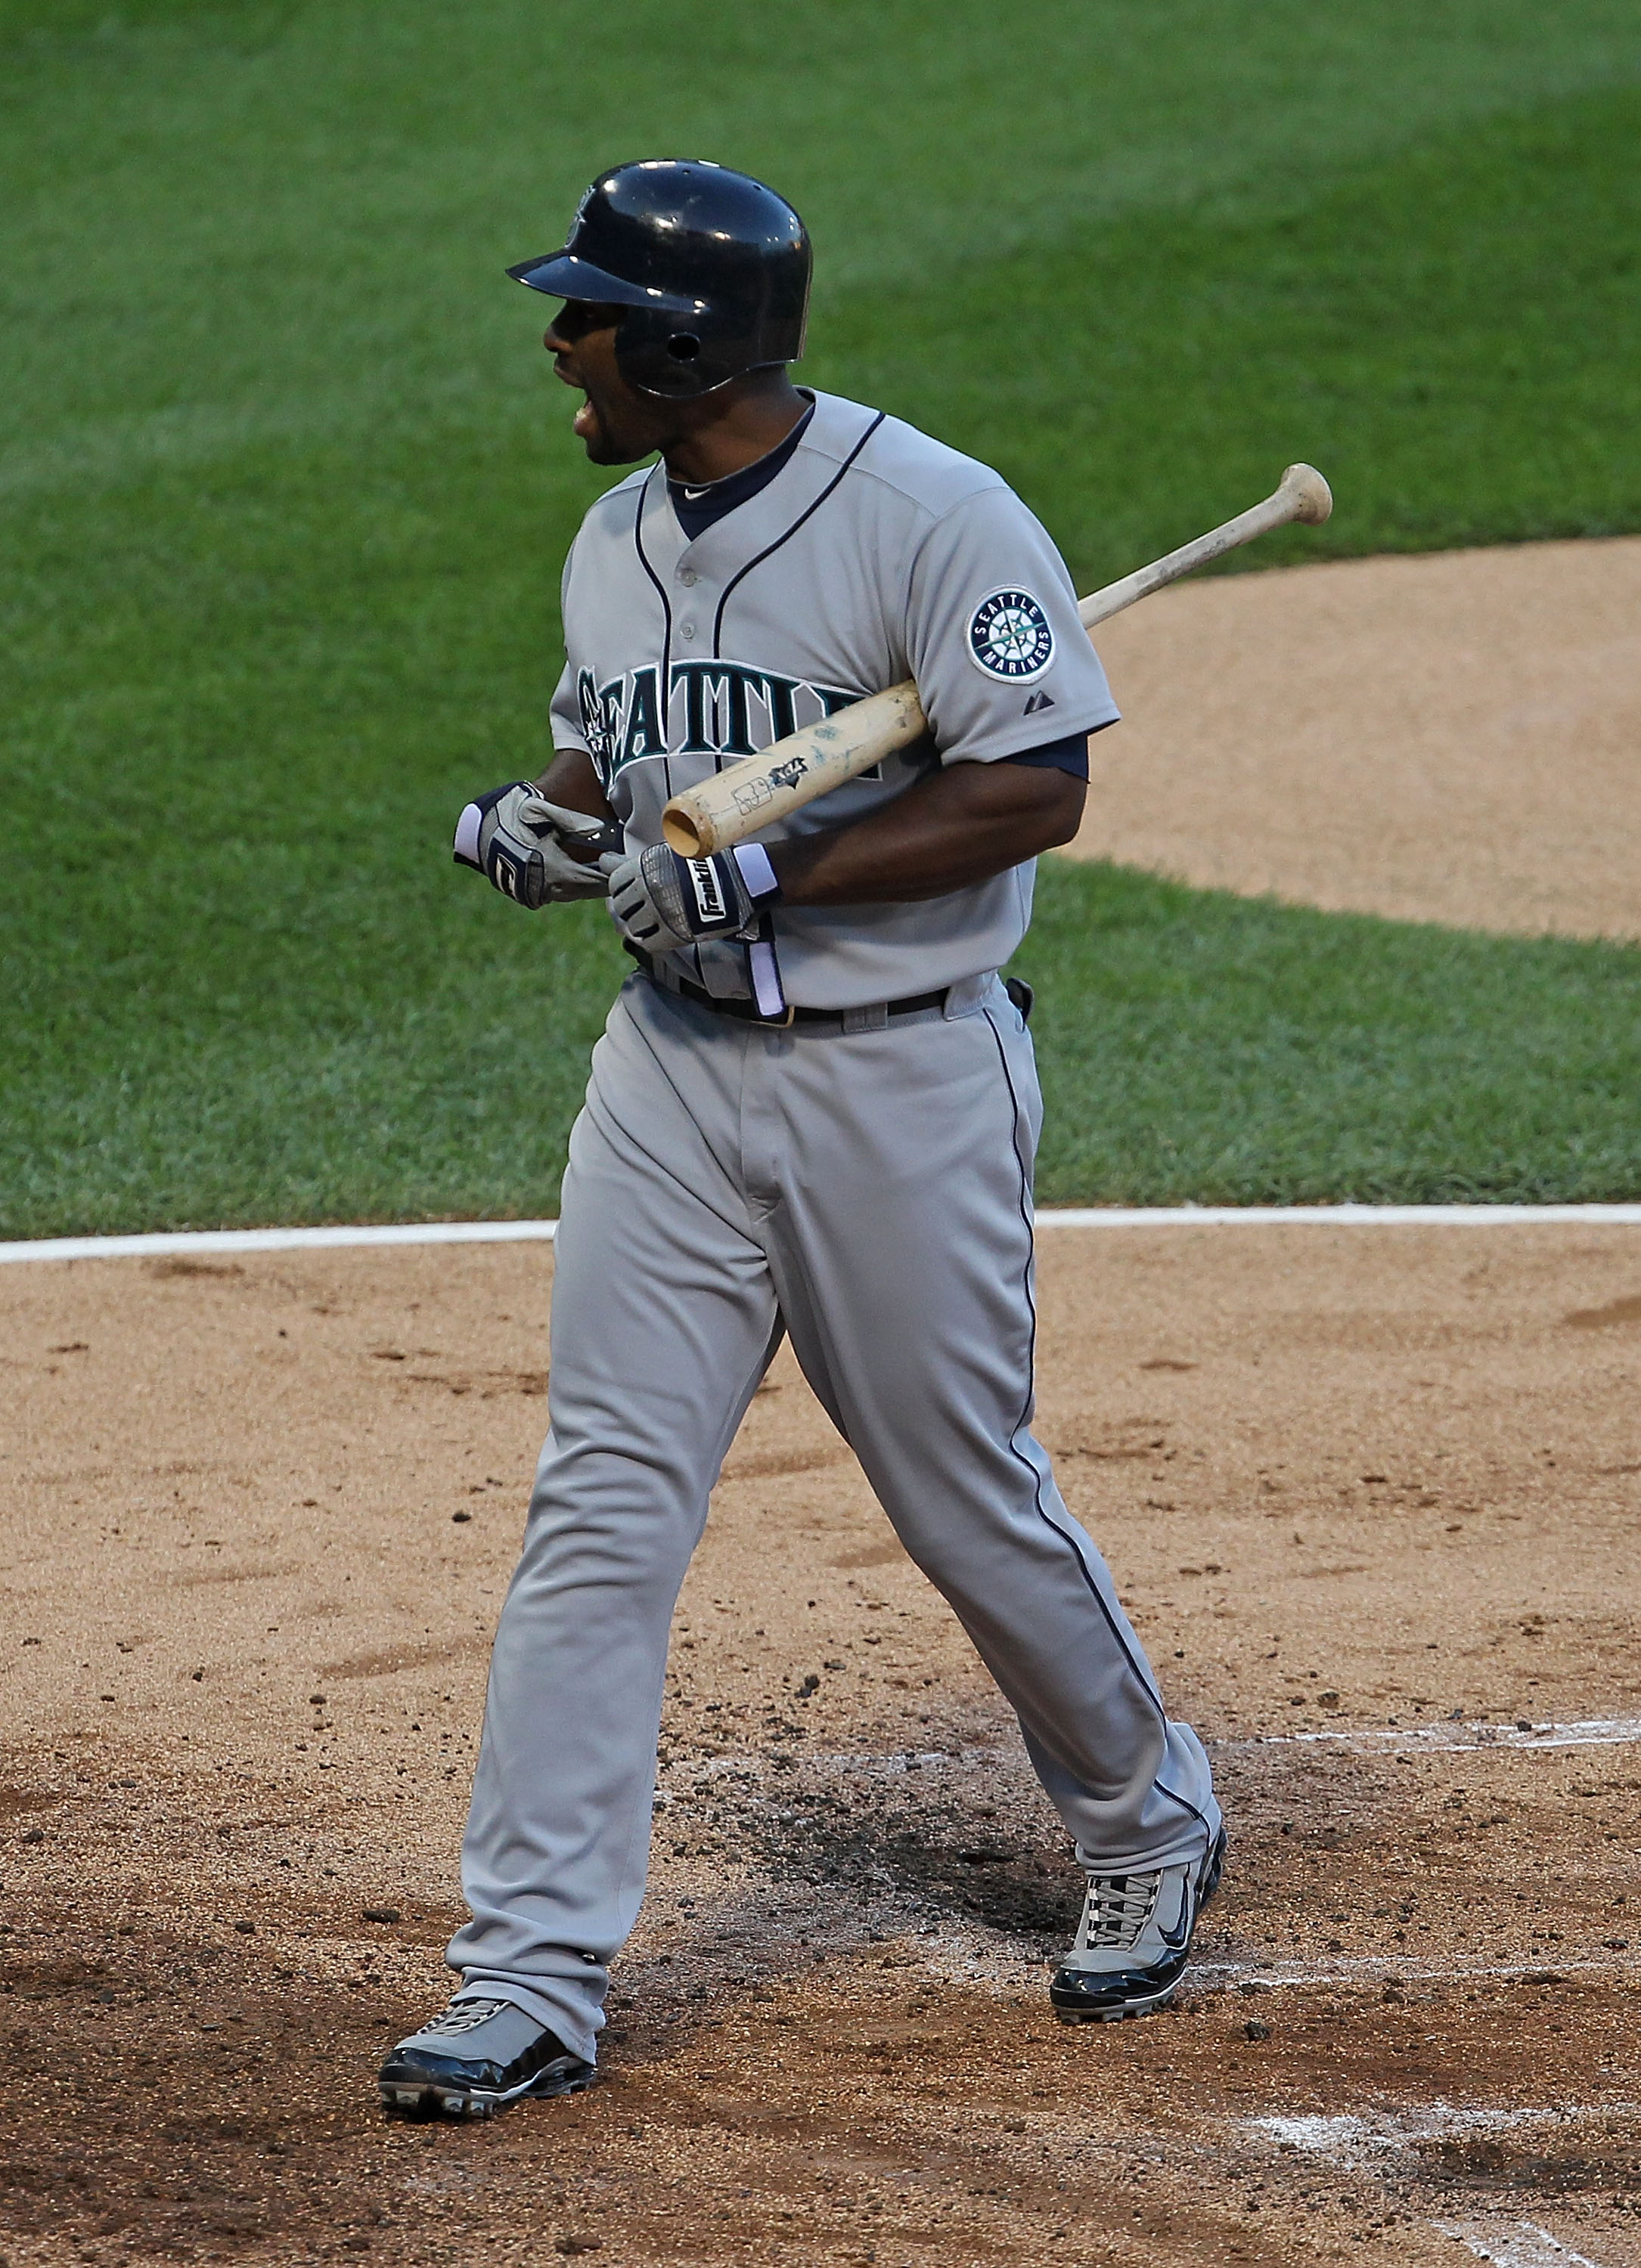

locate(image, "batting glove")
(453, 782), (624, 908)
(606, 842), (781, 956)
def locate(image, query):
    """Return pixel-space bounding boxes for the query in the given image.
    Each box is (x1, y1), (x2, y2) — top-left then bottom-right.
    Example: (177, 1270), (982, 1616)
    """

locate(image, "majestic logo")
(966, 589), (1055, 683)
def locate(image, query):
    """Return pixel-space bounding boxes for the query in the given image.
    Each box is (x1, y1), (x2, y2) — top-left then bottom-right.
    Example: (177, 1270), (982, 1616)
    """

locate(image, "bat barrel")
(664, 807), (711, 857)
(661, 678), (930, 857)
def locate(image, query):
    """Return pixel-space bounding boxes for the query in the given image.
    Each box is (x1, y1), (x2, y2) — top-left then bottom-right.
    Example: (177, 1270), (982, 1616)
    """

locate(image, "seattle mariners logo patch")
(966, 589), (1056, 683)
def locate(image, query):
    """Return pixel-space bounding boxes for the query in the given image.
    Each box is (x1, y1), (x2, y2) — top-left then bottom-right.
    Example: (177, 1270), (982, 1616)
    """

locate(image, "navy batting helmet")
(507, 160), (811, 401)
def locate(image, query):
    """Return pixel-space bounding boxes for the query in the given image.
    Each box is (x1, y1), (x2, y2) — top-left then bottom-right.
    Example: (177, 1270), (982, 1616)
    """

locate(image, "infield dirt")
(4, 1226), (1639, 2264)
(1068, 535), (1641, 943)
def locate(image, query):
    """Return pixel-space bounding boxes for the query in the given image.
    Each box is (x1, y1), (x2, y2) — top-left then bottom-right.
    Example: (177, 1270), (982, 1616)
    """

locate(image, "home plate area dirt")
(3, 1227), (1640, 2265)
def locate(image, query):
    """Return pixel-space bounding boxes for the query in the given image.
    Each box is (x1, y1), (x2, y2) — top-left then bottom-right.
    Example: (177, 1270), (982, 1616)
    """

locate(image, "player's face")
(544, 302), (670, 466)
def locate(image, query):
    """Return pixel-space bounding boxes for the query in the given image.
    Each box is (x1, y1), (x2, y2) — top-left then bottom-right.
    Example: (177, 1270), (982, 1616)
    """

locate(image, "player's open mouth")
(572, 397), (597, 439)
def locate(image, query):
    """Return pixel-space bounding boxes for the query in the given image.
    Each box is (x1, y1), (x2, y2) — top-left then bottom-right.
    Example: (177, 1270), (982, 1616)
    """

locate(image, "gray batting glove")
(453, 782), (623, 908)
(606, 842), (774, 956)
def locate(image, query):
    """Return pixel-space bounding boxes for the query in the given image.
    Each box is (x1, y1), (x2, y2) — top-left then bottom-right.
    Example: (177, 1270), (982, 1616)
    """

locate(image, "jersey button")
(678, 567), (699, 587)
(679, 621), (696, 641)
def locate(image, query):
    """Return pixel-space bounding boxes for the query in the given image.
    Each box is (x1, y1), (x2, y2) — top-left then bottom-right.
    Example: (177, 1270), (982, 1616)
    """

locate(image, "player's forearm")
(768, 758), (1086, 906)
(531, 746), (618, 825)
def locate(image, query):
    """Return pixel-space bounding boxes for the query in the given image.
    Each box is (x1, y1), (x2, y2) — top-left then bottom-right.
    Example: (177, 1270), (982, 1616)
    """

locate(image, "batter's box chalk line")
(1227, 1716), (1641, 1755)
(9, 1201), (1641, 1265)
(687, 1715), (1641, 1783)
(1435, 2220), (1612, 2268)
(1249, 2111), (1631, 2268)
(1252, 2105), (1639, 2164)
(1194, 1952), (1641, 1992)
(661, 1718), (1641, 1990)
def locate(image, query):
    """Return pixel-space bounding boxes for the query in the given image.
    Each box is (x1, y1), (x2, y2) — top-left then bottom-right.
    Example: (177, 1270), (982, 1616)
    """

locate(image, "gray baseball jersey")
(548, 389), (1121, 1009)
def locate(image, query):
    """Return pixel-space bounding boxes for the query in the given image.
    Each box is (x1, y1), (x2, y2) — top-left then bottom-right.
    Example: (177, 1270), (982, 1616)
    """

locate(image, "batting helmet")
(507, 160), (811, 401)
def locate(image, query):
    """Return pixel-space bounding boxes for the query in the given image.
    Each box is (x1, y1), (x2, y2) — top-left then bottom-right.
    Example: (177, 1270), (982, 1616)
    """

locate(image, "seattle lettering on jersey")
(577, 661), (860, 789)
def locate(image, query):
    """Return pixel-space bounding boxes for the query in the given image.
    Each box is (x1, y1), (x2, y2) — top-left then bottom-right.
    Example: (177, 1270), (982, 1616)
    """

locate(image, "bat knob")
(1281, 463), (1333, 525)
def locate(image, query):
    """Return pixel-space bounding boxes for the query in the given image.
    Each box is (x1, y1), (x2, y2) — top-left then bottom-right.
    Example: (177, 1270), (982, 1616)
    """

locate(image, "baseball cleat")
(378, 1995), (594, 2118)
(1049, 1827), (1225, 2023)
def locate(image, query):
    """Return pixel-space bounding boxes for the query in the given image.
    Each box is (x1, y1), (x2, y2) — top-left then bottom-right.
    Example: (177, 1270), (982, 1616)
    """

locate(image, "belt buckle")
(762, 1003), (797, 1028)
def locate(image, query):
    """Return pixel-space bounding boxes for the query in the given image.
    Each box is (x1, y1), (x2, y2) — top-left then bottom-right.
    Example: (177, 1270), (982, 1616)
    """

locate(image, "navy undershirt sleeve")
(1001, 723), (1112, 781)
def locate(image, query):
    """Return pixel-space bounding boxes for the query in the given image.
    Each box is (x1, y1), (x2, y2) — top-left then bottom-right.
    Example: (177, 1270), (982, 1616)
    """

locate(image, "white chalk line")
(1435, 2221), (1610, 2268)
(1229, 1716), (1641, 1755)
(1038, 1204), (1641, 1229)
(1199, 1953), (1635, 1992)
(675, 1715), (1641, 1783)
(667, 1734), (1641, 1998)
(0, 1219), (560, 1265)
(7, 1201), (1641, 1265)
(1251, 2108), (1631, 2266)
(917, 1942), (1639, 2002)
(1255, 2102), (1636, 2158)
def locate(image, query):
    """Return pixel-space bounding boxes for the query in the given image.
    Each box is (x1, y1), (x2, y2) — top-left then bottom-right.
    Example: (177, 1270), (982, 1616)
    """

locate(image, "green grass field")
(3, 0), (1639, 1233)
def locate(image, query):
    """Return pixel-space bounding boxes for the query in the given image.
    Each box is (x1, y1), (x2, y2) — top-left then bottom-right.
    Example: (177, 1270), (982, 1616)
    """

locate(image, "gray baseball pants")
(446, 971), (1219, 2062)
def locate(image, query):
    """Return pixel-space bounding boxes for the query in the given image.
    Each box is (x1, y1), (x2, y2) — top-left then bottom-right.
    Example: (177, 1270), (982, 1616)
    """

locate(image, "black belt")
(630, 950), (948, 1030)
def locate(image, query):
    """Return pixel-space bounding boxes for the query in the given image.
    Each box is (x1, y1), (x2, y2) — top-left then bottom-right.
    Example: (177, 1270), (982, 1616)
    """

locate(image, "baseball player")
(380, 160), (1223, 2120)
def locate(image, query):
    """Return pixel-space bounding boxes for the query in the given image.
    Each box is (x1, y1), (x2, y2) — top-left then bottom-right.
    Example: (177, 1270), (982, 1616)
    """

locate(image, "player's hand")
(452, 783), (624, 908)
(606, 842), (778, 955)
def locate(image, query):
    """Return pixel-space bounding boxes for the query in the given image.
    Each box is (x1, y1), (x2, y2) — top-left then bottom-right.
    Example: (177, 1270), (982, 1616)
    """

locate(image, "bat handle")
(1078, 462), (1332, 627)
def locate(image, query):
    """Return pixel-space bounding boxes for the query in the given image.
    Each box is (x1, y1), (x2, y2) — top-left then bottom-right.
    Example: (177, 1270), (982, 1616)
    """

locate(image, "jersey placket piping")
(634, 469), (721, 992)
(709, 410), (887, 665)
(703, 408), (887, 1021)
(631, 468), (675, 807)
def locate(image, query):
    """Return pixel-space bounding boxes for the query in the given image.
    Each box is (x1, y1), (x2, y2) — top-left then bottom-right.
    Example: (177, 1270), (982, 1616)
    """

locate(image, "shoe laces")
(428, 1997), (510, 2038)
(1078, 1870), (1162, 1950)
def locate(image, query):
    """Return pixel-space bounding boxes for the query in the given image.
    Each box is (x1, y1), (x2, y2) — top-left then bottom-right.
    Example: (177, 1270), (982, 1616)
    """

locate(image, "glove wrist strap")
(730, 842), (781, 903)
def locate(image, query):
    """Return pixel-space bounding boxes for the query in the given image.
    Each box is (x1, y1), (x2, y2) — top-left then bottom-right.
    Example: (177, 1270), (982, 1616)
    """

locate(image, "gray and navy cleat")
(1049, 1828), (1225, 2023)
(379, 1995), (594, 2118)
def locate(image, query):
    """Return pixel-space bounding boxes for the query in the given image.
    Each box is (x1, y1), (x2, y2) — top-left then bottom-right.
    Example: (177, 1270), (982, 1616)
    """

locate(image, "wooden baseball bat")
(660, 462), (1332, 857)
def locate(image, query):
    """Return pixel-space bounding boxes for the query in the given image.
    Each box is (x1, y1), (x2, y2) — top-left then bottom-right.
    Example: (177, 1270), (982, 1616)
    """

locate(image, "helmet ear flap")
(614, 306), (746, 399)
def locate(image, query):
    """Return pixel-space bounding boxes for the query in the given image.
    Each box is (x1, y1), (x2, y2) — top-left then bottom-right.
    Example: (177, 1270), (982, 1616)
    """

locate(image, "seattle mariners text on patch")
(966, 588), (1056, 683)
